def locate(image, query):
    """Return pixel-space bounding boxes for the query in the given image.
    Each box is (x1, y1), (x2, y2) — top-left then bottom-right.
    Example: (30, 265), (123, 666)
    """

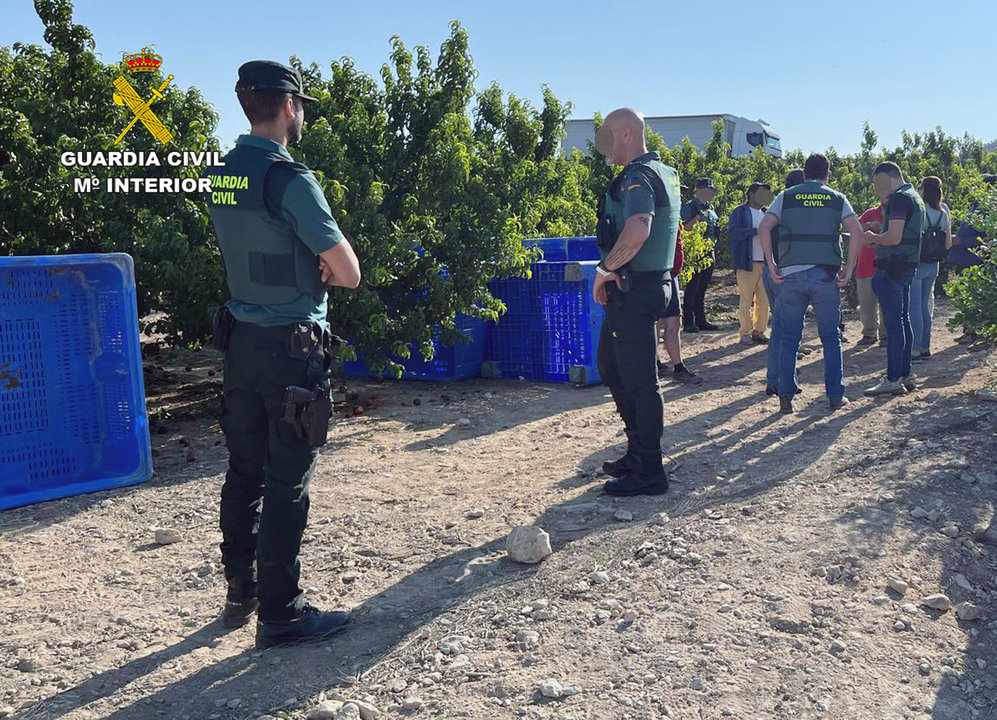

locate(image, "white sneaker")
(901, 374), (917, 392)
(864, 378), (907, 397)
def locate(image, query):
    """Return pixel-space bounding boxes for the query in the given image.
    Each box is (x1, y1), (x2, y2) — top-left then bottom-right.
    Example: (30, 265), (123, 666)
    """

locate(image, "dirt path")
(2, 294), (996, 720)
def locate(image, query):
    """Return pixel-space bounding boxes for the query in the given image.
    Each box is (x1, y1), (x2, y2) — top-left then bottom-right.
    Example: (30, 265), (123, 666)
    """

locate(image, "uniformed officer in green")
(680, 178), (721, 332)
(205, 60), (361, 649)
(593, 108), (681, 496)
(862, 161), (926, 397)
(757, 154), (864, 414)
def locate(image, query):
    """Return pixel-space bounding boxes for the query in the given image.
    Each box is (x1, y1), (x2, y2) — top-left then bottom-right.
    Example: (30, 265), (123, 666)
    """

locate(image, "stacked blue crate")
(523, 237), (568, 261)
(565, 236), (600, 261)
(0, 254), (153, 510)
(342, 315), (486, 381)
(484, 260), (604, 385)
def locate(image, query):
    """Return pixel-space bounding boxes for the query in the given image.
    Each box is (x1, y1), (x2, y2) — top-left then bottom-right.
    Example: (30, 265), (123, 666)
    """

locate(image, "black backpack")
(920, 207), (947, 263)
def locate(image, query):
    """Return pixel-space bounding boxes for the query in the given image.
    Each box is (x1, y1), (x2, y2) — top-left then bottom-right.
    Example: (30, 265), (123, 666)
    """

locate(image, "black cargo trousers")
(219, 320), (328, 622)
(596, 272), (671, 467)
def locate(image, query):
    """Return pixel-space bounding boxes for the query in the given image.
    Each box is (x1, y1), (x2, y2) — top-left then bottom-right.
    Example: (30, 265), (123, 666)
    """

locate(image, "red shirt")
(857, 206), (883, 279)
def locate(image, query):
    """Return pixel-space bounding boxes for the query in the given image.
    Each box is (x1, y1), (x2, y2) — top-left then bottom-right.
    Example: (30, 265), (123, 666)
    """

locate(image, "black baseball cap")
(695, 177), (715, 190)
(236, 60), (317, 102)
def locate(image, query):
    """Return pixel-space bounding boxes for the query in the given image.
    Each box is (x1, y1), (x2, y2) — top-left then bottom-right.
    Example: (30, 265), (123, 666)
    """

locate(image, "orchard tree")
(0, 0), (222, 342)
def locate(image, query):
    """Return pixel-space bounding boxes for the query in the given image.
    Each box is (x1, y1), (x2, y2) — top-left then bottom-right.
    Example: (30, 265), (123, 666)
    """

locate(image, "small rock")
(539, 678), (563, 699)
(506, 526), (552, 564)
(613, 510), (633, 522)
(651, 512), (670, 525)
(829, 640), (847, 654)
(400, 697), (424, 712)
(910, 507), (929, 519)
(921, 594), (952, 611)
(887, 577), (909, 595)
(0, 707), (14, 719)
(689, 678), (703, 691)
(466, 508), (485, 520)
(335, 704), (362, 720)
(226, 699), (242, 709)
(940, 525), (960, 538)
(456, 418), (471, 427)
(561, 684), (582, 697)
(872, 596), (889, 606)
(99, 499), (114, 508)
(893, 621), (907, 631)
(16, 658), (39, 673)
(919, 662), (931, 676)
(977, 658), (988, 670)
(308, 700), (344, 720)
(590, 571), (609, 585)
(622, 610), (639, 624)
(901, 603), (918, 615)
(955, 602), (981, 621)
(154, 528), (182, 545)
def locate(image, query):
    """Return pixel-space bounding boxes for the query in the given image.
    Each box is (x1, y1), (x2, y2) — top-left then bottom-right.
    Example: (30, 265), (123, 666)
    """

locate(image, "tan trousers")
(857, 276), (885, 340)
(736, 262), (769, 336)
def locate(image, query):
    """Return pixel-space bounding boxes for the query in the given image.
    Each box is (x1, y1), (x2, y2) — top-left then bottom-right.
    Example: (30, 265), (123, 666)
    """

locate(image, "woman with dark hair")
(910, 176), (952, 359)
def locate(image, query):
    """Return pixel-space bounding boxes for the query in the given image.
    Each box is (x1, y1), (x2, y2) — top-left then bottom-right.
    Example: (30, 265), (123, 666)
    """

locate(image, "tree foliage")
(0, 0), (223, 342)
(3, 2), (996, 353)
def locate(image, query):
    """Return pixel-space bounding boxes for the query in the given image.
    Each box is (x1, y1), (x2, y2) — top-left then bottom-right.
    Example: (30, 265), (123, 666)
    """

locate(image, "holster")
(280, 325), (346, 448)
(281, 385), (332, 447)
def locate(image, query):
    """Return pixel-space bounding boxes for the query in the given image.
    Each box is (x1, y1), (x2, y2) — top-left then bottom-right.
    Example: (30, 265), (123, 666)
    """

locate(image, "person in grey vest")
(206, 60), (361, 648)
(862, 162), (926, 397)
(762, 169), (806, 397)
(757, 154), (864, 414)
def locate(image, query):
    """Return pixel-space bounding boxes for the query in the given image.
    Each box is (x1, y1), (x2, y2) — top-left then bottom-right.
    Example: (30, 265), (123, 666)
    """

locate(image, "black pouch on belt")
(211, 306), (236, 352)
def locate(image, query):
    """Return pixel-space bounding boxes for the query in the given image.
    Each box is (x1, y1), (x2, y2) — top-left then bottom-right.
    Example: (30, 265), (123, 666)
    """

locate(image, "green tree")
(0, 0), (223, 342)
(292, 23), (593, 374)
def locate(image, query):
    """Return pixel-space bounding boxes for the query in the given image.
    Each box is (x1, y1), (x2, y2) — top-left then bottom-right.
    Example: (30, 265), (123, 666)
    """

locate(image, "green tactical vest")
(775, 181), (846, 268)
(876, 183), (925, 264)
(683, 197), (720, 240)
(206, 143), (327, 306)
(599, 153), (681, 272)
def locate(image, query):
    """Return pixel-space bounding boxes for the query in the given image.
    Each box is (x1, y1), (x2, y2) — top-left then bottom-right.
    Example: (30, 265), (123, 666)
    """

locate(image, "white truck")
(562, 113), (783, 159)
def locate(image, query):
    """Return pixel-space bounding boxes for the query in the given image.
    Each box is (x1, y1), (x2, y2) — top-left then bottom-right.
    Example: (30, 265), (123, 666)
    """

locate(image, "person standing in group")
(681, 178), (721, 333)
(757, 154), (864, 414)
(949, 174), (995, 343)
(762, 169), (804, 396)
(592, 108), (681, 496)
(729, 182), (774, 346)
(206, 60), (362, 649)
(855, 196), (887, 346)
(863, 162), (926, 397)
(656, 222), (703, 384)
(909, 176), (952, 360)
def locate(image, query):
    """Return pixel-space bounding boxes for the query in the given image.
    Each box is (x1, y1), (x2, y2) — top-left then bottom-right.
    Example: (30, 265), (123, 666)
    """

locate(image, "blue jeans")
(762, 264), (784, 391)
(872, 267), (915, 381)
(908, 262), (938, 353)
(777, 267), (844, 399)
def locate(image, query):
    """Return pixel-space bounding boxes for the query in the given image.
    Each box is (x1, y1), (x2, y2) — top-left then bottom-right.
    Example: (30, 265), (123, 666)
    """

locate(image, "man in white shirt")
(727, 182), (774, 345)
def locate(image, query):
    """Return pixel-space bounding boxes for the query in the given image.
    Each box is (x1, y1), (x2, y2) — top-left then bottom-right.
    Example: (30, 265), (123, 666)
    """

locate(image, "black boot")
(779, 395), (794, 415)
(603, 452), (639, 478)
(222, 577), (259, 629)
(256, 604), (351, 649)
(604, 452), (669, 496)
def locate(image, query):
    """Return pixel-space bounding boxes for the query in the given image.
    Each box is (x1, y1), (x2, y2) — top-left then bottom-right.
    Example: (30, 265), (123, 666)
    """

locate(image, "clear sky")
(3, 0), (995, 154)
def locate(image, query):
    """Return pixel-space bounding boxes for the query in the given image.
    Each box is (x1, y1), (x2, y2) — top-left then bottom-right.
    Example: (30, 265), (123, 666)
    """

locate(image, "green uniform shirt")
(217, 135), (345, 328)
(681, 197), (720, 239)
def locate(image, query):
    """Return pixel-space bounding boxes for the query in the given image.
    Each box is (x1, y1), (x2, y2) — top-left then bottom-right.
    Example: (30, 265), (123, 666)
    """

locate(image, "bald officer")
(206, 60), (361, 649)
(593, 108), (681, 496)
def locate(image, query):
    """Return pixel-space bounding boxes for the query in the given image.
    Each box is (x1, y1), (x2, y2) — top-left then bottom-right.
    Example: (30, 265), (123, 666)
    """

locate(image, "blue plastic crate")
(484, 261), (604, 385)
(566, 236), (600, 261)
(523, 237), (567, 262)
(343, 316), (486, 381)
(0, 254), (152, 510)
